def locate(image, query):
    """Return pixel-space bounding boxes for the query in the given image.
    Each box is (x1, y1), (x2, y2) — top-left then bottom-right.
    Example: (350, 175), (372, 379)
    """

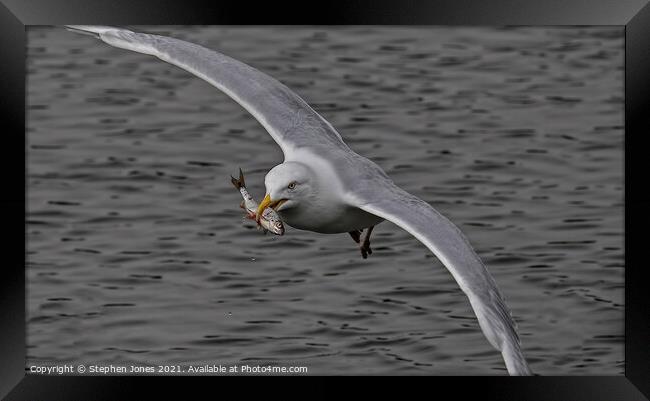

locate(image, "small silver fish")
(231, 168), (285, 235)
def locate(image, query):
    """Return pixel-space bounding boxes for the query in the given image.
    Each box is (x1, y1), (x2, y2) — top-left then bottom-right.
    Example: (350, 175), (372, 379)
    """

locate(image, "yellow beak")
(256, 194), (273, 221)
(256, 194), (288, 221)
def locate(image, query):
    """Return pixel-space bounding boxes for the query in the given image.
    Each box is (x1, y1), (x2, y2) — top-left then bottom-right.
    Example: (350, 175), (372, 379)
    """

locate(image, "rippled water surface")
(27, 26), (624, 375)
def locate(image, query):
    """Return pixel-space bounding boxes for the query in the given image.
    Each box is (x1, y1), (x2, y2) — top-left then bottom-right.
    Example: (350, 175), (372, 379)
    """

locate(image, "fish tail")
(238, 168), (246, 187)
(230, 168), (246, 189)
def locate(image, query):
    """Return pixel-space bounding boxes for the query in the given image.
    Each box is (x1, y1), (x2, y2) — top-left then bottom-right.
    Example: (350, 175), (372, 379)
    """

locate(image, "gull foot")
(359, 242), (372, 259)
(359, 225), (375, 259)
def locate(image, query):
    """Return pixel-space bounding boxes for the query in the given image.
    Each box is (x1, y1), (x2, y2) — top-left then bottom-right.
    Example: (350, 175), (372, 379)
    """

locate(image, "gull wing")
(65, 26), (348, 158)
(348, 183), (532, 375)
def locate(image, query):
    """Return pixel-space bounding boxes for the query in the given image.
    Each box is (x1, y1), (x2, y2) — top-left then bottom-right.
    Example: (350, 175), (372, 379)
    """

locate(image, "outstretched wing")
(348, 182), (532, 375)
(65, 26), (348, 158)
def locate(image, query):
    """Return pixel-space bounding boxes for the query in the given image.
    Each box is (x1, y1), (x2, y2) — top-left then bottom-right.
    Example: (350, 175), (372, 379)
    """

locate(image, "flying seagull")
(65, 25), (532, 375)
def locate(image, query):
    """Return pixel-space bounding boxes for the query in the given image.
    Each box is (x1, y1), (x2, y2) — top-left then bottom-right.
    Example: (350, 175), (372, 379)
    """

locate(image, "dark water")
(27, 26), (624, 375)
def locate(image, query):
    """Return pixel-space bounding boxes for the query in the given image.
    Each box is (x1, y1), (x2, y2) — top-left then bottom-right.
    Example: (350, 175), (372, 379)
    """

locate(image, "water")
(26, 26), (624, 375)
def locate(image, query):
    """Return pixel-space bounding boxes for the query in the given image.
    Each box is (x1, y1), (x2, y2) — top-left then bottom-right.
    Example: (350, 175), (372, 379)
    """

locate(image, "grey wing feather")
(348, 182), (532, 375)
(65, 26), (348, 158)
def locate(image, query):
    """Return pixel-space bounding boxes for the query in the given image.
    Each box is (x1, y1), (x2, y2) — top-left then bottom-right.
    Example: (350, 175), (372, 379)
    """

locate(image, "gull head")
(256, 161), (315, 221)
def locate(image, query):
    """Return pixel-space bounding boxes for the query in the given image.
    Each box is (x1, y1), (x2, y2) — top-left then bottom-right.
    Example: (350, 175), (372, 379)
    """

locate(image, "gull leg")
(359, 226), (374, 259)
(348, 229), (362, 244)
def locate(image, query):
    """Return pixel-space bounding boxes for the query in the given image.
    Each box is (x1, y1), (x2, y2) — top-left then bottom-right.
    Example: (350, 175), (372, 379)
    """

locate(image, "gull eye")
(287, 182), (296, 190)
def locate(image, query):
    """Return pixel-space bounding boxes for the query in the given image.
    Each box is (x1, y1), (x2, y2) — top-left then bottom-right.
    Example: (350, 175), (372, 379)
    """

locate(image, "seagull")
(65, 25), (532, 375)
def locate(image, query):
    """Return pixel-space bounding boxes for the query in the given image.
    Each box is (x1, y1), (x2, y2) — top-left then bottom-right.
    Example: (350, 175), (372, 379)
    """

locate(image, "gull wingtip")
(64, 25), (123, 38)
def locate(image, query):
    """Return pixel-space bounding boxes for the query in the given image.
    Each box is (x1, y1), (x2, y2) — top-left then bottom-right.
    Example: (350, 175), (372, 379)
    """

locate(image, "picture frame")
(2, 0), (648, 399)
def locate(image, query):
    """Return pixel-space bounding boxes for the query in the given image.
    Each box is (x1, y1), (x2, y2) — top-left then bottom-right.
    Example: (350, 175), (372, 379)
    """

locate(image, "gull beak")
(256, 194), (273, 222)
(256, 194), (286, 222)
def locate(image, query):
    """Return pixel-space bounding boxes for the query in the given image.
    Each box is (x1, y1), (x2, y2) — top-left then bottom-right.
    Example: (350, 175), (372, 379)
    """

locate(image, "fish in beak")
(231, 169), (285, 235)
(256, 194), (286, 222)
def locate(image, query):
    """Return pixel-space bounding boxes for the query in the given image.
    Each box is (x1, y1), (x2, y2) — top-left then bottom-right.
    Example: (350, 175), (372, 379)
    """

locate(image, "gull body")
(65, 25), (532, 375)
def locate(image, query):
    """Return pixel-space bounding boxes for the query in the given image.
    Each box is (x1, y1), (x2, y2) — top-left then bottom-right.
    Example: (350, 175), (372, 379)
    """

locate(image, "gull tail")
(230, 168), (246, 189)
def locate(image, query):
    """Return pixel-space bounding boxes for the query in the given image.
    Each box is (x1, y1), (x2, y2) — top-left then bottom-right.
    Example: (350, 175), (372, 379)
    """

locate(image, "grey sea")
(27, 26), (624, 375)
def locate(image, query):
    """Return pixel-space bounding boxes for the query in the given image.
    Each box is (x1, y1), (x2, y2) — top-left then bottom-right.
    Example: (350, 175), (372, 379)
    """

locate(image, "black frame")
(2, 0), (649, 399)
